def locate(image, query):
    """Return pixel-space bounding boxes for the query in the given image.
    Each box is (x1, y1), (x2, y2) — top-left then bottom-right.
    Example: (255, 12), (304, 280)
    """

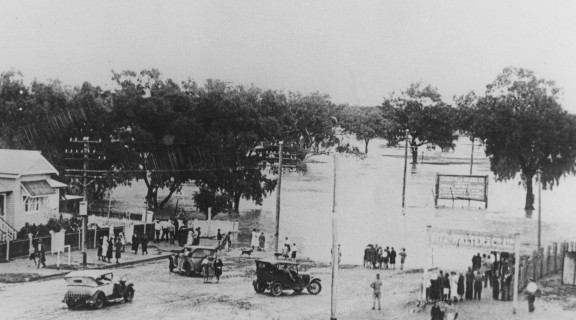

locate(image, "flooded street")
(107, 137), (576, 271)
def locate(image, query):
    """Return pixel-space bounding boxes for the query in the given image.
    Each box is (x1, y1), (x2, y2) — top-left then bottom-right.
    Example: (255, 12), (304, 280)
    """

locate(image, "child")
(370, 274), (382, 310)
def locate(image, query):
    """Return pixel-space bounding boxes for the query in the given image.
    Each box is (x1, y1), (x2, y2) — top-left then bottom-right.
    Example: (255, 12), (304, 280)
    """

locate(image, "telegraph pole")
(66, 136), (104, 266)
(538, 170), (542, 249)
(330, 151), (338, 320)
(469, 138), (474, 175)
(401, 129), (409, 244)
(274, 141), (283, 253)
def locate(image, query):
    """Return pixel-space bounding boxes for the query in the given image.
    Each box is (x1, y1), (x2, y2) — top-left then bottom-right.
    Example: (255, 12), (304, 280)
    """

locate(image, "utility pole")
(401, 129), (409, 244)
(274, 141), (283, 253)
(66, 136), (104, 266)
(330, 151), (338, 320)
(469, 138), (474, 175)
(401, 129), (409, 210)
(538, 170), (542, 249)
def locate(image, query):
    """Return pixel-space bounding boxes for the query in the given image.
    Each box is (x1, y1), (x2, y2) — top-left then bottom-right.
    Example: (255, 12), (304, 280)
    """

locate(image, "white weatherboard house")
(0, 149), (67, 240)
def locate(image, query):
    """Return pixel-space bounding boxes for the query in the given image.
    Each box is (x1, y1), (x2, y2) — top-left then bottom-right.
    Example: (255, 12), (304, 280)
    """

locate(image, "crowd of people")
(424, 252), (517, 319)
(363, 244), (407, 270)
(96, 232), (146, 264)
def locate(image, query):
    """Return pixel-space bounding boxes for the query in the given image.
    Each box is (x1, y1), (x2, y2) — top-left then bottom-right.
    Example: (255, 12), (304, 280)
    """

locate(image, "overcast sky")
(2, 0), (576, 111)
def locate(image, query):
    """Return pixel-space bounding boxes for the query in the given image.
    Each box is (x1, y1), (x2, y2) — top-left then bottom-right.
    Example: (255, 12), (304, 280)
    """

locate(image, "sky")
(2, 0), (576, 111)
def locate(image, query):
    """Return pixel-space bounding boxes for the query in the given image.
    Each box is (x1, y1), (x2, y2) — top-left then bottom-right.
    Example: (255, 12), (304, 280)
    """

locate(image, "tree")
(339, 105), (388, 153)
(192, 80), (288, 212)
(468, 67), (576, 210)
(381, 82), (458, 165)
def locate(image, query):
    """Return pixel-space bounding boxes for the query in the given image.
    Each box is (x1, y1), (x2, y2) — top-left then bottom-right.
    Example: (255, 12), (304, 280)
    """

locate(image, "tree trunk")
(525, 174), (535, 210)
(158, 181), (182, 208)
(233, 192), (241, 213)
(411, 146), (419, 165)
(364, 139), (369, 154)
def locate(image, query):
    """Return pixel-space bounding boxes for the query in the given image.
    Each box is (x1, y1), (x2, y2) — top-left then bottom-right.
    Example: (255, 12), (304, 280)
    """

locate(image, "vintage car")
(168, 245), (218, 276)
(252, 259), (322, 297)
(63, 270), (134, 309)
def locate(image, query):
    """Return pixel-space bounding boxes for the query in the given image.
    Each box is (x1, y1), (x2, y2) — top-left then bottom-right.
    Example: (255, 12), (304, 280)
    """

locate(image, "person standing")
(173, 218), (179, 244)
(193, 227), (201, 245)
(291, 243), (298, 261)
(382, 247), (389, 270)
(389, 247), (397, 270)
(28, 243), (37, 267)
(96, 237), (103, 261)
(370, 274), (382, 311)
(154, 220), (161, 243)
(430, 301), (442, 320)
(169, 220), (176, 244)
(131, 232), (139, 254)
(375, 245), (383, 269)
(141, 233), (149, 255)
(258, 232), (266, 252)
(473, 270), (483, 300)
(484, 255), (492, 288)
(251, 228), (259, 251)
(492, 268), (500, 300)
(444, 300), (457, 320)
(399, 248), (407, 270)
(450, 272), (458, 302)
(213, 254), (223, 283)
(37, 239), (47, 268)
(115, 238), (122, 264)
(102, 235), (109, 261)
(226, 231), (232, 251)
(525, 278), (540, 312)
(217, 229), (223, 247)
(119, 233), (126, 253)
(457, 273), (465, 302)
(442, 272), (450, 301)
(106, 237), (113, 263)
(465, 267), (474, 300)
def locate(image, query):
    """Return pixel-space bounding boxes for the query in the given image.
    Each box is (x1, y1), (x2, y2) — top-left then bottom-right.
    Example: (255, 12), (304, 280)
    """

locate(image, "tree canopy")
(463, 67), (576, 210)
(380, 82), (458, 165)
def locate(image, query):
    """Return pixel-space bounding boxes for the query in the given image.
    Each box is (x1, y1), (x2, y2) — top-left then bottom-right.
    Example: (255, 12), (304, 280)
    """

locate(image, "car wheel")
(169, 258), (174, 272)
(270, 282), (283, 297)
(253, 282), (266, 293)
(93, 292), (106, 309)
(124, 287), (135, 302)
(307, 280), (322, 295)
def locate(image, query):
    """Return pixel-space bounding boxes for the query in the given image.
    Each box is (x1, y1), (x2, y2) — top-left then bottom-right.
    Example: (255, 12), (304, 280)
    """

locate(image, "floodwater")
(105, 137), (576, 272)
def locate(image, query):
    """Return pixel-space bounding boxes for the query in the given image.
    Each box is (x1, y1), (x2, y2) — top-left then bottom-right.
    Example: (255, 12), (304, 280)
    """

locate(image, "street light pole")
(330, 151), (338, 320)
(274, 141), (283, 253)
(538, 170), (542, 249)
(401, 129), (409, 243)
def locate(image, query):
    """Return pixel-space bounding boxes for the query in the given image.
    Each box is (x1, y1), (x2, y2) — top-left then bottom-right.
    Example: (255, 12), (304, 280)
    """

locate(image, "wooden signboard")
(435, 174), (488, 208)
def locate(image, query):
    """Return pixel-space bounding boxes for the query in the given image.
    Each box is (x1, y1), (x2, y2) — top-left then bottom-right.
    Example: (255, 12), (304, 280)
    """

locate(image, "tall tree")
(381, 82), (458, 165)
(339, 105), (388, 153)
(470, 67), (576, 210)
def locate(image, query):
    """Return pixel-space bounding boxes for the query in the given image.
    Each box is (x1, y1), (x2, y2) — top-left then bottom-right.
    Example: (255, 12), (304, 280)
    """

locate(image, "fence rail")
(517, 241), (568, 291)
(0, 226), (128, 261)
(89, 209), (143, 222)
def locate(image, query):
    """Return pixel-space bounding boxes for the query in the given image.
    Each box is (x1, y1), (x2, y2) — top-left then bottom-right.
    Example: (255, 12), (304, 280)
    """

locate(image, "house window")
(0, 194), (5, 217)
(23, 196), (44, 212)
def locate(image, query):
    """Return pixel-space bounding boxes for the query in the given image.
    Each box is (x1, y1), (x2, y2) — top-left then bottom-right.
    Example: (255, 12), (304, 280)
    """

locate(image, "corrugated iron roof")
(21, 180), (56, 197)
(0, 149), (58, 176)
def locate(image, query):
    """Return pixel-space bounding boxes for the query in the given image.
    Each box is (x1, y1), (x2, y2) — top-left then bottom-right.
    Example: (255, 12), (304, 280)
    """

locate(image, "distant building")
(0, 149), (67, 240)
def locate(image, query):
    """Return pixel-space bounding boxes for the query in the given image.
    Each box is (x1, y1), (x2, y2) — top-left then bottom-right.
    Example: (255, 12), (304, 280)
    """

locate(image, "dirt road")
(1, 257), (573, 320)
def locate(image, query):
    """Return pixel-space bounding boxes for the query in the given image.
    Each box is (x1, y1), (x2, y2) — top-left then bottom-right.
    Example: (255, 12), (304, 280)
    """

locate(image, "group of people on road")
(423, 252), (520, 319)
(364, 244), (407, 270)
(96, 232), (135, 264)
(250, 229), (266, 252)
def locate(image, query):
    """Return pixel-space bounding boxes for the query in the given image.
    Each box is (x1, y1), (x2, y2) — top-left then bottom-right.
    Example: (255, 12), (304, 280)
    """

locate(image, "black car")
(252, 259), (322, 297)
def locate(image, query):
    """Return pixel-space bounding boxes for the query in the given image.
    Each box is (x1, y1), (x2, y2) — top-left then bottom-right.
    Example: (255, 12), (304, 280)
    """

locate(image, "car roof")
(65, 270), (113, 279)
(256, 258), (299, 266)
